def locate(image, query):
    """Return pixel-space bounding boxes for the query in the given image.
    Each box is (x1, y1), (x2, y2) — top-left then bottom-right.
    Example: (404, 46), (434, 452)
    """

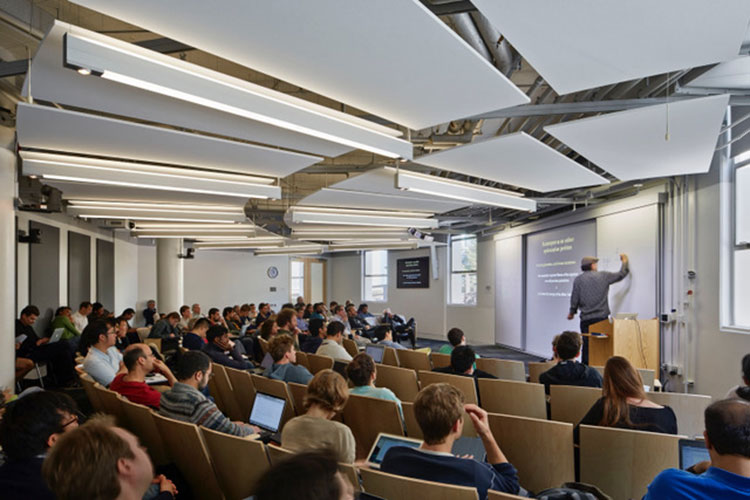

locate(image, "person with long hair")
(578, 356), (677, 435)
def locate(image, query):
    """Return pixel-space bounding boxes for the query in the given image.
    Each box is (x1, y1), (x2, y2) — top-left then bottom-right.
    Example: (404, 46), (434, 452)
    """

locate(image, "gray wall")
(67, 231), (91, 308)
(97, 239), (115, 311)
(28, 220), (59, 334)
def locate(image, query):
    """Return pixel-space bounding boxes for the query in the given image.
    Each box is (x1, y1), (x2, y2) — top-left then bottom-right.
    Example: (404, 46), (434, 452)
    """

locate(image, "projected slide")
(524, 221), (596, 356)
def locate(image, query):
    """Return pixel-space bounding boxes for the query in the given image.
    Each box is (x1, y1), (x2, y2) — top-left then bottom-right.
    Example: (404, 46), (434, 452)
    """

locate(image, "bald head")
(705, 399), (750, 458)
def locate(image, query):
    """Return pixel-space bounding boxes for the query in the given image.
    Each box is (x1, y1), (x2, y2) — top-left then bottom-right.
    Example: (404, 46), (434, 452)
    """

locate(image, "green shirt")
(438, 344), (454, 354)
(50, 315), (80, 340)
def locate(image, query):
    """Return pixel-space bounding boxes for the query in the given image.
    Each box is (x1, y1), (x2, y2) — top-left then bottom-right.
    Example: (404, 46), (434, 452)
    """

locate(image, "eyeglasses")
(61, 414), (79, 429)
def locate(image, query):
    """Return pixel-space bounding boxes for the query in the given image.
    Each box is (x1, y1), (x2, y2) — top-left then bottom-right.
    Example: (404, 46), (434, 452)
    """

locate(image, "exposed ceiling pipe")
(449, 13), (493, 62)
(470, 11), (515, 75)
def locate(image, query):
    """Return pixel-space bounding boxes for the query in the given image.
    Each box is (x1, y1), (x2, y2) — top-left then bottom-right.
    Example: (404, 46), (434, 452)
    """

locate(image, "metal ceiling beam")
(420, 0), (477, 16)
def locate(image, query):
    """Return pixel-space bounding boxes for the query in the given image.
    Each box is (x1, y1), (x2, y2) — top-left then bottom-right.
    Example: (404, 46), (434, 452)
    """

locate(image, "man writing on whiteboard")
(567, 254), (629, 364)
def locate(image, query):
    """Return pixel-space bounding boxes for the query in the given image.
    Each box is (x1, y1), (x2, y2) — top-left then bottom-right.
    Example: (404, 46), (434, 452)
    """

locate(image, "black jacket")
(539, 360), (603, 390)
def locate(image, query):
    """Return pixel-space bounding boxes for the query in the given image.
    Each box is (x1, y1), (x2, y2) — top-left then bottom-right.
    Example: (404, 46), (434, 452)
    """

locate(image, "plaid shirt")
(159, 382), (251, 436)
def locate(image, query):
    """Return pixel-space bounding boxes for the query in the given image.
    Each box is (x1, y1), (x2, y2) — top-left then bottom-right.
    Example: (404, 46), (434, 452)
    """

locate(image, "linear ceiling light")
(67, 202), (247, 223)
(131, 223), (253, 230)
(393, 168), (537, 212)
(63, 32), (412, 160)
(328, 240), (419, 252)
(21, 151), (280, 199)
(291, 231), (410, 241)
(289, 206), (438, 229)
(193, 240), (286, 250)
(254, 244), (325, 256)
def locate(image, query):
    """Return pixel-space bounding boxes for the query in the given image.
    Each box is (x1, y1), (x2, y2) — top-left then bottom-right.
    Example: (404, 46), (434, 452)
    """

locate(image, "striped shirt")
(569, 261), (629, 321)
(159, 382), (251, 437)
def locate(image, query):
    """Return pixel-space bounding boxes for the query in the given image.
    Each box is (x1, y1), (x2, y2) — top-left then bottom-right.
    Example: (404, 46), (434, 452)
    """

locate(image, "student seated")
(256, 450), (355, 500)
(264, 334), (313, 384)
(0, 391), (80, 500)
(182, 317), (210, 351)
(433, 345), (496, 380)
(148, 312), (179, 339)
(726, 353), (750, 400)
(644, 399), (750, 499)
(577, 356), (676, 438)
(160, 351), (258, 437)
(276, 307), (302, 349)
(438, 327), (467, 354)
(15, 305), (77, 387)
(380, 383), (520, 498)
(49, 306), (81, 343)
(301, 317), (327, 354)
(81, 321), (125, 386)
(281, 369), (356, 463)
(316, 322), (353, 362)
(295, 304), (309, 333)
(202, 324), (253, 370)
(347, 353), (403, 421)
(71, 301), (92, 332)
(110, 344), (176, 409)
(178, 305), (192, 331)
(377, 327), (406, 350)
(381, 308), (416, 348)
(42, 415), (177, 500)
(539, 331), (602, 391)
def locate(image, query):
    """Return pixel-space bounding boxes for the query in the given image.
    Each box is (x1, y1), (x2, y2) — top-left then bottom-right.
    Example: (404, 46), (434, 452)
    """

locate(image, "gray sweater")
(569, 261), (629, 320)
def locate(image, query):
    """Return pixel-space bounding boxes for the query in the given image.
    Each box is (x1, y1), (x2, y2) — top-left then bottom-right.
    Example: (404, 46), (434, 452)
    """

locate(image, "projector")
(407, 227), (434, 242)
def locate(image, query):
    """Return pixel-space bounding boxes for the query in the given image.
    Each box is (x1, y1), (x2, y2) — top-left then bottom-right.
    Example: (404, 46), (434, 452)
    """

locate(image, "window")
(450, 234), (477, 305)
(290, 260), (304, 302)
(363, 250), (388, 302)
(733, 163), (750, 328)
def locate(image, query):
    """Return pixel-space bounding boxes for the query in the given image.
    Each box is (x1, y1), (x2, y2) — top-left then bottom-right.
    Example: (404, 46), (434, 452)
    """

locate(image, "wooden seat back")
(343, 338), (360, 358)
(475, 358), (526, 382)
(267, 445), (362, 491)
(250, 374), (296, 427)
(477, 379), (546, 420)
(528, 361), (556, 383)
(648, 392), (711, 438)
(488, 491), (529, 499)
(144, 338), (162, 354)
(592, 365), (656, 388)
(294, 351), (310, 370)
(417, 370), (478, 405)
(211, 363), (244, 421)
(201, 426), (270, 500)
(396, 349), (431, 371)
(79, 372), (103, 412)
(287, 381), (308, 416)
(258, 337), (269, 355)
(382, 346), (400, 367)
(549, 385), (603, 424)
(223, 366), (257, 421)
(94, 384), (125, 424)
(342, 394), (404, 460)
(119, 399), (169, 466)
(307, 353), (335, 374)
(579, 424), (683, 500)
(488, 413), (574, 493)
(374, 363), (420, 402)
(430, 352), (451, 369)
(359, 467), (478, 500)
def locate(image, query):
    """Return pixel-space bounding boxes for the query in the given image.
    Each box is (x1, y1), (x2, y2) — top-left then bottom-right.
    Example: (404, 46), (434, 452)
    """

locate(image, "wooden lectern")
(583, 318), (659, 370)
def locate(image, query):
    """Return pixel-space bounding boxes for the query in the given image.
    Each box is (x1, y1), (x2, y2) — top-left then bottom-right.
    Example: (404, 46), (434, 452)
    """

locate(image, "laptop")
(365, 317), (379, 327)
(365, 344), (385, 363)
(249, 392), (287, 444)
(49, 328), (65, 343)
(260, 352), (274, 370)
(367, 433), (423, 469)
(452, 436), (486, 462)
(679, 438), (710, 470)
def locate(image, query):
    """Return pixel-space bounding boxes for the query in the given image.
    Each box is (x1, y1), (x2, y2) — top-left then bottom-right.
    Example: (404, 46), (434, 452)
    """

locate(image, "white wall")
(136, 242), (156, 324)
(495, 236), (523, 348)
(114, 232), (139, 316)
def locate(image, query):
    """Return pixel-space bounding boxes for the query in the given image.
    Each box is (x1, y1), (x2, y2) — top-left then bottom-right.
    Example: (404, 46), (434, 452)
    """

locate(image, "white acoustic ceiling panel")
(471, 0), (750, 95)
(71, 0), (529, 129)
(16, 103), (322, 177)
(545, 95), (730, 181)
(299, 188), (466, 214)
(414, 132), (609, 193)
(684, 56), (750, 90)
(23, 22), (352, 158)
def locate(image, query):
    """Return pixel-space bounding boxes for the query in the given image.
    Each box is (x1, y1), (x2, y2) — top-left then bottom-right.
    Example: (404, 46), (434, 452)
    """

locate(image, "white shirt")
(83, 346), (123, 386)
(316, 339), (353, 361)
(71, 311), (88, 332)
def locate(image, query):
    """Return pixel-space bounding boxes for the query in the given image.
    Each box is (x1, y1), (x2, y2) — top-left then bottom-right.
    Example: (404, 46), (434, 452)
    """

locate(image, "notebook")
(366, 433), (423, 469)
(679, 438), (710, 470)
(365, 344), (385, 363)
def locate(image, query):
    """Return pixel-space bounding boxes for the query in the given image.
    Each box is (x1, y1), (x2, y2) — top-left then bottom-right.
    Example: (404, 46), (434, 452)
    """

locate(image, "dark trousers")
(28, 341), (76, 386)
(579, 316), (608, 365)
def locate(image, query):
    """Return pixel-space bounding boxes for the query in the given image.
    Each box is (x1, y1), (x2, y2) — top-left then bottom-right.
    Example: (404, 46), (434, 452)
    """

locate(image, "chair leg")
(35, 364), (45, 389)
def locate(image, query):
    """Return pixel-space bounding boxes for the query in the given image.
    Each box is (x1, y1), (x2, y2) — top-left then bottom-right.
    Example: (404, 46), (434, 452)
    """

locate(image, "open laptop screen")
(367, 433), (422, 469)
(679, 438), (710, 470)
(365, 344), (385, 363)
(249, 392), (286, 433)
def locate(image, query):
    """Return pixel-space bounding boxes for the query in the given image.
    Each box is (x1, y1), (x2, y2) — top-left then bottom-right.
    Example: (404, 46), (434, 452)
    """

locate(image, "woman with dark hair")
(281, 370), (356, 463)
(303, 303), (314, 319)
(577, 356), (677, 435)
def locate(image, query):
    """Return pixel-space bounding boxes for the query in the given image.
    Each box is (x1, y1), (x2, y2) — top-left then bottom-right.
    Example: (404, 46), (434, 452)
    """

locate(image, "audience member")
(276, 307), (299, 339)
(110, 343), (176, 409)
(178, 305), (191, 331)
(120, 308), (139, 337)
(223, 306), (241, 332)
(81, 320), (125, 386)
(113, 316), (133, 351)
(0, 391), (80, 500)
(259, 317), (279, 341)
(301, 317), (327, 354)
(255, 450), (355, 500)
(295, 304), (308, 332)
(310, 302), (326, 320)
(296, 295), (306, 306)
(381, 383), (520, 498)
(190, 303), (203, 319)
(203, 325), (253, 370)
(438, 327), (467, 354)
(264, 334), (313, 384)
(71, 301), (92, 332)
(148, 312), (179, 339)
(726, 353), (750, 400)
(378, 327), (406, 350)
(357, 303), (373, 319)
(303, 303), (313, 319)
(644, 399), (750, 499)
(160, 351), (257, 436)
(347, 353), (403, 420)
(281, 370), (356, 463)
(539, 330), (602, 390)
(381, 308), (416, 348)
(434, 345), (496, 380)
(182, 317), (210, 351)
(255, 302), (272, 326)
(577, 356), (677, 437)
(49, 305), (81, 343)
(42, 415), (177, 500)
(143, 299), (157, 326)
(238, 303), (253, 328)
(330, 304), (352, 336)
(15, 305), (76, 387)
(316, 321), (353, 361)
(89, 301), (106, 322)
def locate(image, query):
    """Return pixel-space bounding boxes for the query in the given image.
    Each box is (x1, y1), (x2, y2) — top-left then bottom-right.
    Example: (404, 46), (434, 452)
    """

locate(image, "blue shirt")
(264, 362), (313, 385)
(644, 467), (750, 499)
(351, 385), (404, 420)
(297, 317), (308, 332)
(83, 346), (123, 386)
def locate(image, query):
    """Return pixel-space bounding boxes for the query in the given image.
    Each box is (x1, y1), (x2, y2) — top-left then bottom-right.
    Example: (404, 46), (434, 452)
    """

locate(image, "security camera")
(18, 228), (41, 244)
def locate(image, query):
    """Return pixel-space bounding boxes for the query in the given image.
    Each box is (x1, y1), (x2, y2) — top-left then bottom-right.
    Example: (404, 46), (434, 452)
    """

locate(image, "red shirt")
(109, 373), (162, 409)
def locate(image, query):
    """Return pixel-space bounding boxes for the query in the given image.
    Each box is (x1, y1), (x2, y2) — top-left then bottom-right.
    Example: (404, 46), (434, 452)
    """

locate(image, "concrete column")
(156, 238), (184, 315)
(0, 148), (16, 391)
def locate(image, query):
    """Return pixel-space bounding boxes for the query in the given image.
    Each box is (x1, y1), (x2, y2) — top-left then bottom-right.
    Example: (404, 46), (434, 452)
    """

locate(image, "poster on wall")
(397, 257), (429, 288)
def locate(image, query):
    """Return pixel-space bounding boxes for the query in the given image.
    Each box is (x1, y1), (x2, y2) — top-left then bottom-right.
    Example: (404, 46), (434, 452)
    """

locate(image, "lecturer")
(567, 254), (629, 364)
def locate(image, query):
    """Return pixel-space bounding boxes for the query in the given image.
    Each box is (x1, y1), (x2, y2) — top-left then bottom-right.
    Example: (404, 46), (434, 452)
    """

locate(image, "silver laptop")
(365, 344), (385, 363)
(49, 328), (65, 343)
(365, 317), (379, 327)
(366, 433), (422, 469)
(249, 392), (287, 434)
(679, 438), (710, 470)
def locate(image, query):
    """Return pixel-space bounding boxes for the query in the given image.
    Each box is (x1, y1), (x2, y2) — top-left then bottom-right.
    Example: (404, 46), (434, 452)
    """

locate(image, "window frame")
(362, 250), (388, 303)
(449, 234), (478, 306)
(290, 259), (305, 303)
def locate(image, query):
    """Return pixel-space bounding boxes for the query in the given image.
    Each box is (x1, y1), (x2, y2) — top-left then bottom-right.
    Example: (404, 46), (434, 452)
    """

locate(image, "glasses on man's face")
(61, 414), (79, 429)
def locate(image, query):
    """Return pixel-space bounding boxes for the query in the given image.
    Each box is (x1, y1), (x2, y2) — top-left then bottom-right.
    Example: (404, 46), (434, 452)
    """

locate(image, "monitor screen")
(368, 435), (421, 466)
(679, 439), (710, 470)
(365, 344), (385, 363)
(249, 393), (286, 432)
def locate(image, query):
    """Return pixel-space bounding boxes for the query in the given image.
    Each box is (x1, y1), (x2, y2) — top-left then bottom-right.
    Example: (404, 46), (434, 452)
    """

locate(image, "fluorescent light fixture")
(131, 223), (253, 230)
(734, 149), (750, 165)
(21, 151), (280, 199)
(291, 230), (410, 241)
(394, 168), (537, 212)
(131, 224), (256, 238)
(254, 244), (325, 256)
(289, 206), (438, 228)
(67, 201), (247, 223)
(193, 240), (286, 250)
(328, 240), (419, 252)
(63, 32), (412, 159)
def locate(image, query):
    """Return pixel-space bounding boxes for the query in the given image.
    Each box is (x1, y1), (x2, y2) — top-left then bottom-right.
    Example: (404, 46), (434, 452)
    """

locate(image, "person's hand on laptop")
(37, 337), (49, 346)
